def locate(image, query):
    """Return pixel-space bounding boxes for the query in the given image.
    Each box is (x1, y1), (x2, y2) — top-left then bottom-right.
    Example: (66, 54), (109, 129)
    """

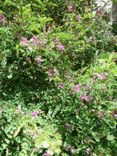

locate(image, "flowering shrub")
(39, 53), (117, 155)
(0, 0), (117, 155)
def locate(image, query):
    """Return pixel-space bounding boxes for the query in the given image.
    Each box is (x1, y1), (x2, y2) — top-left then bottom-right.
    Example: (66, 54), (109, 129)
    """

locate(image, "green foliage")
(0, 0), (117, 155)
(0, 102), (62, 156)
(39, 53), (117, 155)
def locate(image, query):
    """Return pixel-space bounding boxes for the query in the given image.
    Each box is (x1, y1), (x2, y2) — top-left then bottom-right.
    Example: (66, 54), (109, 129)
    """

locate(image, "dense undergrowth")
(0, 0), (117, 156)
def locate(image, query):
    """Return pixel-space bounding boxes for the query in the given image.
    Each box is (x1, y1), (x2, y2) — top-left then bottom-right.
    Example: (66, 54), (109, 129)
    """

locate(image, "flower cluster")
(96, 7), (105, 16)
(30, 36), (40, 46)
(35, 56), (44, 65)
(94, 72), (108, 80)
(31, 111), (39, 117)
(43, 153), (50, 156)
(77, 14), (82, 23)
(112, 110), (117, 118)
(20, 36), (41, 50)
(67, 5), (74, 12)
(58, 83), (64, 89)
(43, 149), (54, 156)
(56, 43), (65, 51)
(0, 14), (7, 25)
(66, 145), (75, 154)
(47, 68), (59, 77)
(80, 94), (92, 102)
(54, 38), (65, 52)
(72, 84), (81, 94)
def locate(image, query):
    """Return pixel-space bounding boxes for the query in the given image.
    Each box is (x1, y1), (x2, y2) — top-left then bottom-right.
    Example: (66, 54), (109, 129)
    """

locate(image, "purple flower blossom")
(58, 83), (64, 89)
(47, 68), (59, 77)
(112, 110), (117, 118)
(0, 14), (7, 25)
(77, 14), (82, 23)
(0, 14), (3, 20)
(43, 153), (50, 156)
(35, 56), (44, 65)
(20, 37), (33, 50)
(72, 84), (81, 94)
(57, 43), (65, 51)
(31, 111), (39, 117)
(30, 36), (40, 46)
(2, 18), (7, 25)
(98, 74), (106, 80)
(20, 37), (29, 46)
(67, 145), (75, 154)
(114, 113), (117, 118)
(96, 7), (105, 16)
(47, 26), (52, 32)
(67, 5), (74, 12)
(80, 94), (92, 102)
(94, 72), (107, 80)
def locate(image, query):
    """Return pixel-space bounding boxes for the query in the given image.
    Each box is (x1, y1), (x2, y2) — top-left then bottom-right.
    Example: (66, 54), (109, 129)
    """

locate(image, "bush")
(39, 53), (117, 155)
(0, 0), (117, 155)
(1, 0), (115, 100)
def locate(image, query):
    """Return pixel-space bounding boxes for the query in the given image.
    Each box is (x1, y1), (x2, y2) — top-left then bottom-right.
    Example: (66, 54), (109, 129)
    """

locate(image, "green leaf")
(107, 135), (114, 141)
(7, 74), (12, 79)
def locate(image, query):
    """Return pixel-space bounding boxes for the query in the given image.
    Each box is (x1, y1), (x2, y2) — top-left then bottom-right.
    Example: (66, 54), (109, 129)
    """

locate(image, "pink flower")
(80, 94), (92, 102)
(67, 145), (75, 154)
(0, 14), (7, 25)
(112, 110), (117, 118)
(31, 111), (39, 117)
(0, 14), (3, 20)
(77, 14), (82, 23)
(98, 74), (105, 80)
(57, 43), (65, 51)
(72, 84), (81, 94)
(94, 72), (107, 80)
(35, 56), (44, 65)
(2, 18), (7, 25)
(30, 36), (40, 46)
(58, 83), (64, 89)
(47, 68), (59, 77)
(20, 37), (29, 46)
(43, 153), (50, 156)
(96, 7), (105, 16)
(67, 5), (74, 12)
